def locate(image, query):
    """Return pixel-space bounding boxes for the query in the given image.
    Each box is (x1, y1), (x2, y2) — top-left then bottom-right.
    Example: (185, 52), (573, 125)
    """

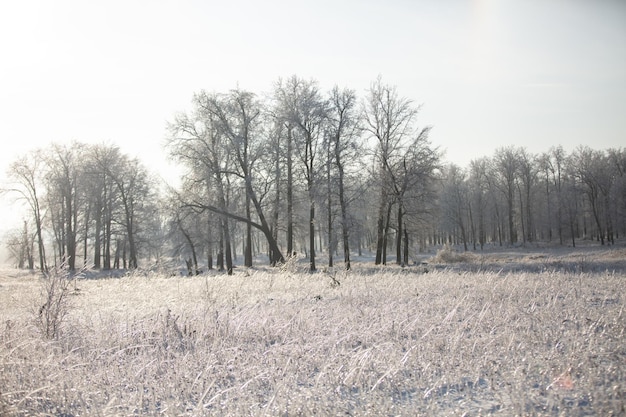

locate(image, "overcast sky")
(1, 0), (625, 234)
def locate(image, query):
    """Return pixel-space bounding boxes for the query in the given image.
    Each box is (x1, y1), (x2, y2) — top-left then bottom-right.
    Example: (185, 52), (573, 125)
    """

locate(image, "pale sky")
(1, 0), (625, 236)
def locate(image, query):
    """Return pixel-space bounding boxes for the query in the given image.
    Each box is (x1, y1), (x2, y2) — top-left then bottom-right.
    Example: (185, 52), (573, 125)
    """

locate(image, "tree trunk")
(338, 166), (351, 270)
(468, 201), (476, 251)
(35, 207), (47, 272)
(244, 195), (253, 267)
(375, 194), (386, 265)
(396, 204), (403, 265)
(215, 173), (233, 274)
(120, 193), (138, 269)
(382, 202), (393, 265)
(244, 177), (284, 265)
(104, 213), (112, 270)
(328, 192), (333, 268)
(122, 239), (127, 269)
(66, 191), (76, 271)
(309, 200), (316, 272)
(271, 135), (281, 264)
(207, 220), (214, 270)
(127, 224), (137, 269)
(518, 184), (526, 246)
(286, 126), (294, 256)
(83, 205), (90, 268)
(217, 225), (224, 272)
(94, 206), (101, 269)
(403, 228), (409, 266)
(557, 187), (564, 245)
(327, 148), (333, 268)
(114, 239), (120, 269)
(179, 220), (199, 275)
(589, 190), (604, 245)
(507, 186), (516, 245)
(223, 218), (233, 275)
(458, 201), (468, 251)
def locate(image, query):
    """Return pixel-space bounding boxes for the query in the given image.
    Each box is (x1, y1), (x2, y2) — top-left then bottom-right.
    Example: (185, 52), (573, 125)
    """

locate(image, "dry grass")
(0, 255), (624, 416)
(431, 244), (478, 264)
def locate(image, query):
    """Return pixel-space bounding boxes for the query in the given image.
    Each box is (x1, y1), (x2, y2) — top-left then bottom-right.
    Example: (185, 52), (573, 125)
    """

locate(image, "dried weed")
(0, 263), (624, 416)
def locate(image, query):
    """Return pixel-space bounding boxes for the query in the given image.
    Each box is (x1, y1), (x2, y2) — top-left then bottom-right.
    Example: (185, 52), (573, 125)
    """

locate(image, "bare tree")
(107, 155), (152, 269)
(3, 221), (34, 269)
(569, 146), (614, 244)
(196, 89), (285, 266)
(607, 148), (626, 239)
(440, 164), (470, 251)
(363, 77), (432, 264)
(4, 151), (48, 271)
(364, 77), (414, 264)
(279, 76), (327, 272)
(492, 146), (520, 245)
(326, 86), (362, 270)
(45, 142), (86, 271)
(198, 89), (286, 266)
(271, 80), (297, 257)
(391, 129), (438, 265)
(167, 100), (235, 274)
(168, 199), (203, 275)
(537, 146), (567, 244)
(264, 119), (286, 263)
(516, 148), (537, 243)
(85, 144), (123, 269)
(561, 169), (581, 247)
(468, 157), (490, 250)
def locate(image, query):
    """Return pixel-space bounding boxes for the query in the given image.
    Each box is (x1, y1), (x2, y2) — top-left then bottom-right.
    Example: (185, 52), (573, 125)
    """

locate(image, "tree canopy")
(3, 77), (625, 272)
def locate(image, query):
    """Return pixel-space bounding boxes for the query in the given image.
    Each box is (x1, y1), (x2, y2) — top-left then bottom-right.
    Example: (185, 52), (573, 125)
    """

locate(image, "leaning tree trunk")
(244, 177), (285, 266)
(179, 220), (200, 275)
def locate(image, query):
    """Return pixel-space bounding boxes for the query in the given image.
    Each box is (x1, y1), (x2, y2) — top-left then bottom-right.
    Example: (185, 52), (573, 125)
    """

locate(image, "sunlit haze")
(1, 0), (625, 237)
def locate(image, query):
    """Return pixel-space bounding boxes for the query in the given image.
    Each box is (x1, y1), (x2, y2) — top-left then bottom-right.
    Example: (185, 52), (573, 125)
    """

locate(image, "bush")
(278, 252), (304, 274)
(431, 244), (476, 264)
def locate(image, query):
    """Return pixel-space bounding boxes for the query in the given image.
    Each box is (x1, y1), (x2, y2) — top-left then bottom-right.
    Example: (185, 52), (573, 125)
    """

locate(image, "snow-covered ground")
(0, 243), (624, 415)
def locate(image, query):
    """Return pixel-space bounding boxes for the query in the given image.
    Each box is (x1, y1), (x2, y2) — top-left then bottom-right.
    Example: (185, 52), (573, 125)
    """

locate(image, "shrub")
(431, 244), (475, 264)
(278, 252), (304, 274)
(33, 265), (75, 339)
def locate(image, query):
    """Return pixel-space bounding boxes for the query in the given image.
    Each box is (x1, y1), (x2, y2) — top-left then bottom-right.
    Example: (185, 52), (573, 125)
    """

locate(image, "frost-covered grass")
(0, 250), (625, 416)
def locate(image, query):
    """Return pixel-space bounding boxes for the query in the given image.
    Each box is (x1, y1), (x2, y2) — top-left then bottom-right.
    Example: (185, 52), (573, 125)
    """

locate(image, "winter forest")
(3, 76), (626, 273)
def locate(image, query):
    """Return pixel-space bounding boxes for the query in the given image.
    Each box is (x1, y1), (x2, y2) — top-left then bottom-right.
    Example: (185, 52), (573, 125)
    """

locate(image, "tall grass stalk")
(0, 262), (624, 415)
(33, 264), (78, 340)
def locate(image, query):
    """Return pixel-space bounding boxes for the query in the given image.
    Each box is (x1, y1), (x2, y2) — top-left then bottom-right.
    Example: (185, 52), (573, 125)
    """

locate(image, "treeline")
(4, 143), (159, 272)
(438, 145), (626, 250)
(165, 76), (439, 274)
(3, 76), (625, 272)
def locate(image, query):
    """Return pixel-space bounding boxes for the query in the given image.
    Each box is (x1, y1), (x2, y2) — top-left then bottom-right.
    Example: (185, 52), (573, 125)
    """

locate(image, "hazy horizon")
(1, 0), (625, 241)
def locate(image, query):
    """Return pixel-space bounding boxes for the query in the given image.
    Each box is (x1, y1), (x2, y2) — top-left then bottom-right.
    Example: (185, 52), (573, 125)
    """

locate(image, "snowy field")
(0, 244), (625, 416)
